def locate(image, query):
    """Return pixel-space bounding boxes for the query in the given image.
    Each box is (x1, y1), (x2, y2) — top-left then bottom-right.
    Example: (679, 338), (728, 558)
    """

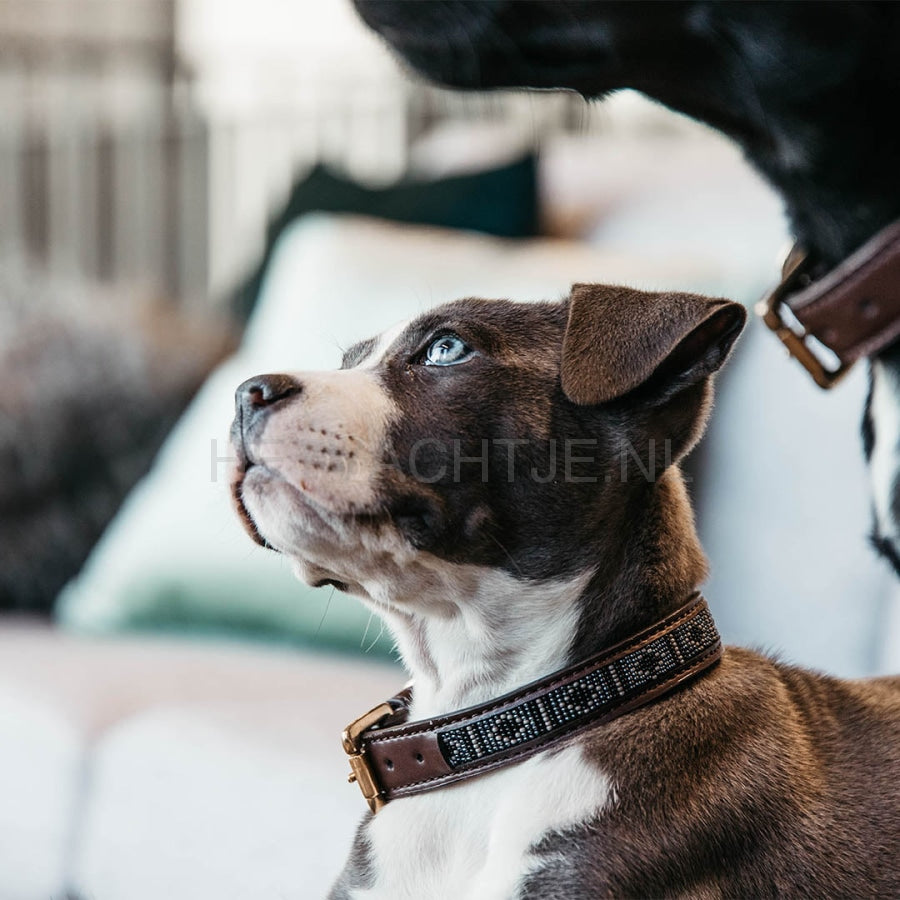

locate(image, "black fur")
(352, 0), (900, 566)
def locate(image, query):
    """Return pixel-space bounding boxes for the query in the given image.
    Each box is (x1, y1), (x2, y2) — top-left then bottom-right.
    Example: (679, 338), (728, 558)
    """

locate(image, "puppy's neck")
(384, 566), (591, 721)
(378, 467), (707, 721)
(567, 468), (708, 662)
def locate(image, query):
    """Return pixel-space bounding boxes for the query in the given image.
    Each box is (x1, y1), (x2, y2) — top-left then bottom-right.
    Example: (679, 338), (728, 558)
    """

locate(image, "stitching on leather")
(847, 316), (900, 361)
(794, 230), (900, 320)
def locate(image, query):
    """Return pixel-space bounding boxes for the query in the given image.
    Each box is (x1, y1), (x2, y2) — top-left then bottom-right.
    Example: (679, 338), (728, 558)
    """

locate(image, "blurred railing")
(0, 83), (593, 307)
(0, 0), (675, 308)
(0, 91), (209, 305)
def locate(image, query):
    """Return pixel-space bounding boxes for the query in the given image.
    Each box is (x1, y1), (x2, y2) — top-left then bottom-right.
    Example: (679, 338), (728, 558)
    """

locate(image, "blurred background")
(1, 1), (899, 898)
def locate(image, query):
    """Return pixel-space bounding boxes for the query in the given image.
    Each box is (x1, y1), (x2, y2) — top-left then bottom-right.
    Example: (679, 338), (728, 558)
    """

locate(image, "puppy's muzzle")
(230, 372), (302, 547)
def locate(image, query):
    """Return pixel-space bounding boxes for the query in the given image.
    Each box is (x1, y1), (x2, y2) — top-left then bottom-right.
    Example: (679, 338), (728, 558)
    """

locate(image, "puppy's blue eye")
(424, 334), (474, 366)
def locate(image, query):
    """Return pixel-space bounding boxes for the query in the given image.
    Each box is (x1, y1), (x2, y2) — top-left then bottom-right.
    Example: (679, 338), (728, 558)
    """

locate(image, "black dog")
(352, 0), (900, 570)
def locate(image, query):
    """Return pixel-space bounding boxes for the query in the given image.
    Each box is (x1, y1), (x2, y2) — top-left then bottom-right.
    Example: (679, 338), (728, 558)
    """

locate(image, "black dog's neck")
(396, 468), (707, 721)
(637, 43), (900, 268)
(719, 116), (900, 270)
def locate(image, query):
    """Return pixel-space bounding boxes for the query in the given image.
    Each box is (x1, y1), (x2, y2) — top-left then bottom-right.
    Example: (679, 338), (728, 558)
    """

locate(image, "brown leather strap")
(759, 220), (900, 388)
(342, 594), (721, 812)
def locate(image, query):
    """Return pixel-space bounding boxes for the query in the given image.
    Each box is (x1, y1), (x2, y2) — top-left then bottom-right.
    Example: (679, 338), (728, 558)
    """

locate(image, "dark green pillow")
(233, 156), (539, 319)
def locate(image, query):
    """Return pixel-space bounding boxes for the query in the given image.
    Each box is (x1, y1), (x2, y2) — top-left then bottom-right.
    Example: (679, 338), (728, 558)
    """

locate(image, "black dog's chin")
(352, 0), (501, 88)
(353, 0), (499, 47)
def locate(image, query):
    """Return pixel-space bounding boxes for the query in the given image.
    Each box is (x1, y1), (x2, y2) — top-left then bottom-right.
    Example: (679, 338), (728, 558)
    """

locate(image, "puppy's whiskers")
(360, 609), (376, 651)
(364, 619), (387, 655)
(314, 586), (336, 641)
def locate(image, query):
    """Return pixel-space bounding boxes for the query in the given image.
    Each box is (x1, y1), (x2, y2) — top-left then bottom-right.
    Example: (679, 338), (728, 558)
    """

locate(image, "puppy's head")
(230, 285), (744, 609)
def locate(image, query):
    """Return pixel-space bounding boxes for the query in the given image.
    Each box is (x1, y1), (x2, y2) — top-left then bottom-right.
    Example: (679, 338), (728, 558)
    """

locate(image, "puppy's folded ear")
(561, 283), (746, 405)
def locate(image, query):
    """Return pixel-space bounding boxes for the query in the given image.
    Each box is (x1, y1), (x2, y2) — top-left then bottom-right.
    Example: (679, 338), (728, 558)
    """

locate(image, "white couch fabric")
(0, 621), (402, 900)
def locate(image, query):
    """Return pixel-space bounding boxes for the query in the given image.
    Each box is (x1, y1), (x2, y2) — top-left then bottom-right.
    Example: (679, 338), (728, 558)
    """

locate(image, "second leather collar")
(758, 220), (900, 388)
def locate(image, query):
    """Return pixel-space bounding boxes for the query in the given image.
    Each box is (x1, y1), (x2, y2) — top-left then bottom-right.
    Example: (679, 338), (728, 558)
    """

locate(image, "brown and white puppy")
(230, 284), (900, 899)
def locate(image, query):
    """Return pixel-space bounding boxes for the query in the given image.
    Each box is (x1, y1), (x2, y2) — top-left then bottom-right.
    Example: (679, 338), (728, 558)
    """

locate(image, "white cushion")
(0, 686), (81, 899)
(69, 657), (402, 900)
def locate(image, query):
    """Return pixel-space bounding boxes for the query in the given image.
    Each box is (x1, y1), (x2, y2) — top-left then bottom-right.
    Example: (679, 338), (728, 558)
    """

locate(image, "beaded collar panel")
(342, 594), (722, 813)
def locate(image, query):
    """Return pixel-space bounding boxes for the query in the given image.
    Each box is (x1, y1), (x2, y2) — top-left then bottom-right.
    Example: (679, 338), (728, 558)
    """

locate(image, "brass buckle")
(341, 701), (394, 814)
(756, 248), (850, 389)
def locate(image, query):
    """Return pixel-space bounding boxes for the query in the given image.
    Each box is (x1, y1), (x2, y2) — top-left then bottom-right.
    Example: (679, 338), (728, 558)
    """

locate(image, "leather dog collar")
(342, 594), (721, 813)
(758, 220), (900, 388)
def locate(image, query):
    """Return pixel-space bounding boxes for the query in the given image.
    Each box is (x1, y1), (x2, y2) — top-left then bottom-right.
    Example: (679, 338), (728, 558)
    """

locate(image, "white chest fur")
(351, 743), (612, 900)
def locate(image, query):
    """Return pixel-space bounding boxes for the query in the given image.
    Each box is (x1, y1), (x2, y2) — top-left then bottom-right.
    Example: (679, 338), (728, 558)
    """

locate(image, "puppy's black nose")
(235, 373), (301, 431)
